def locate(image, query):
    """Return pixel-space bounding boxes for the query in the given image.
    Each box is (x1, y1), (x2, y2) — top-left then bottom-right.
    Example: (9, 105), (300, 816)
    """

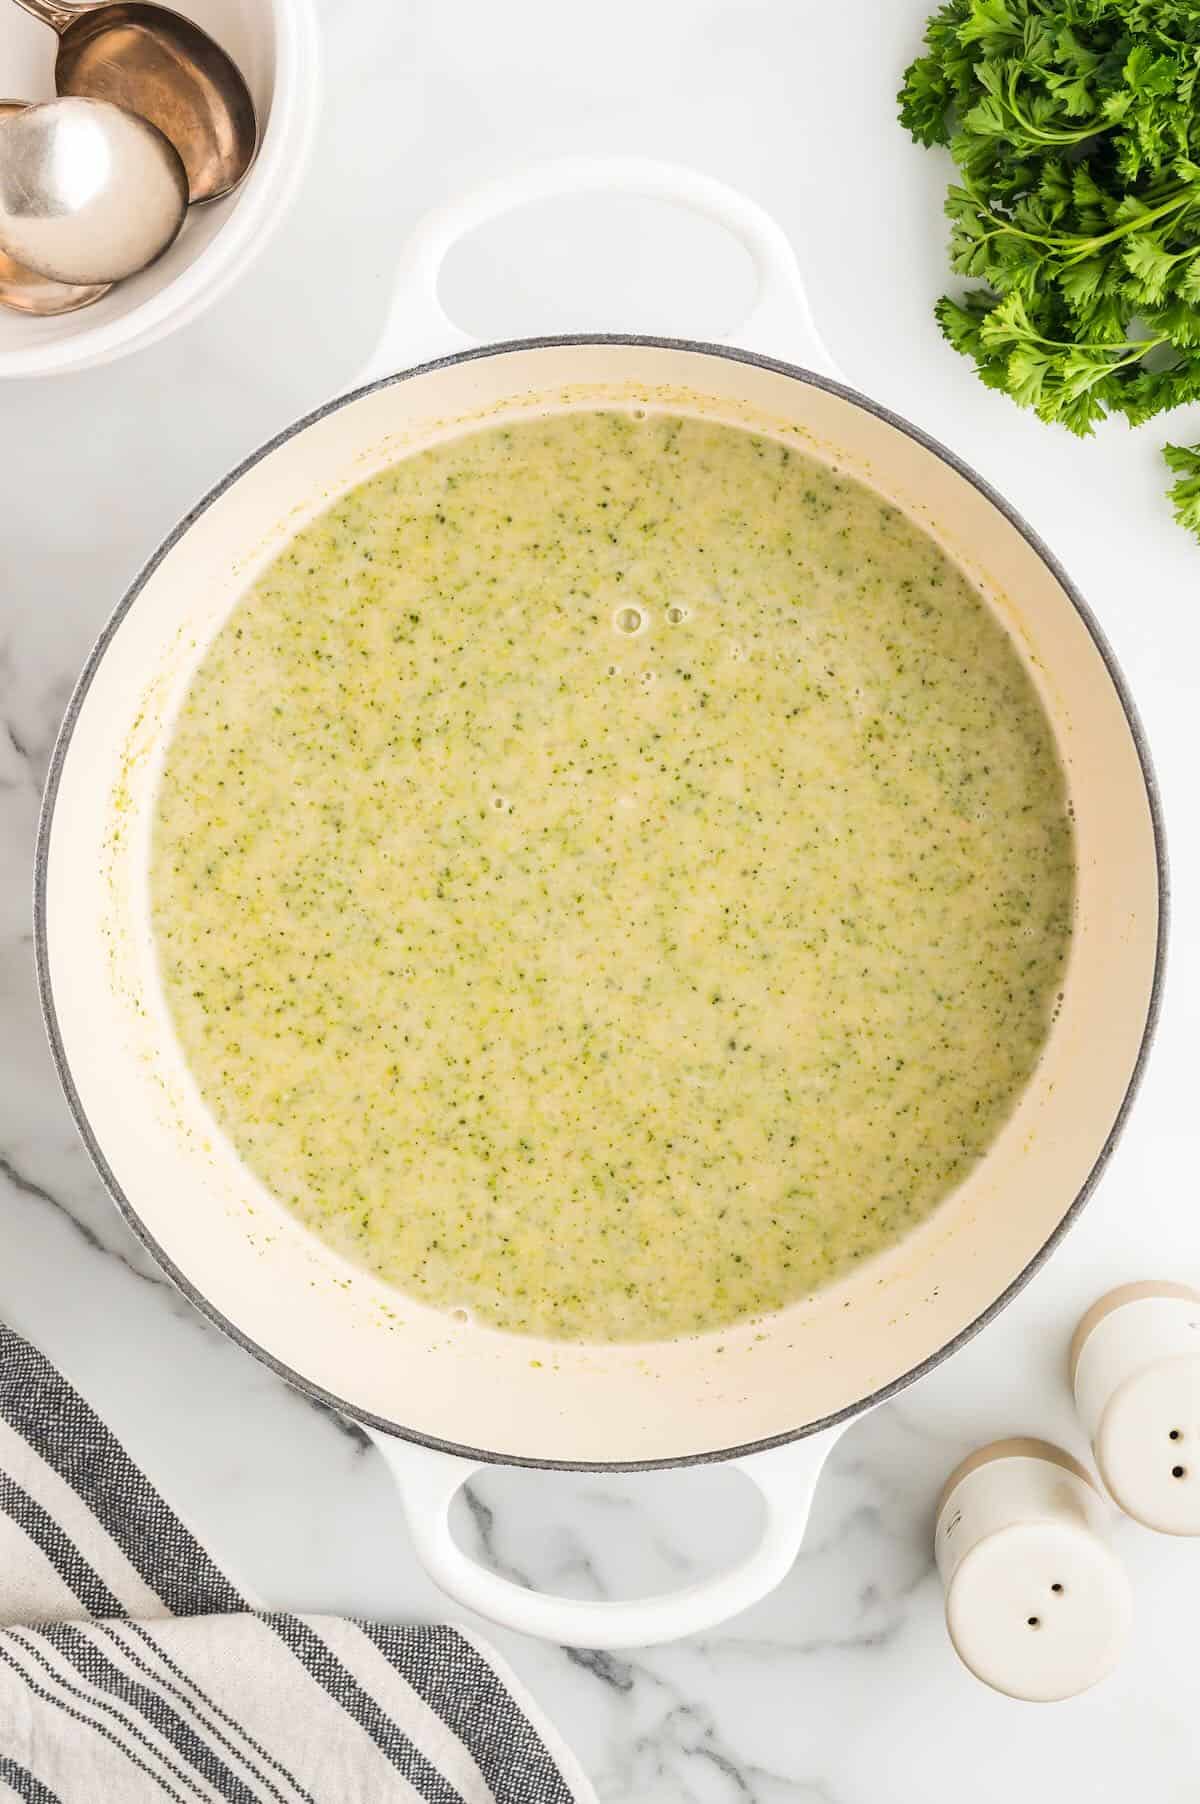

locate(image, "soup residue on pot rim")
(150, 409), (1074, 1342)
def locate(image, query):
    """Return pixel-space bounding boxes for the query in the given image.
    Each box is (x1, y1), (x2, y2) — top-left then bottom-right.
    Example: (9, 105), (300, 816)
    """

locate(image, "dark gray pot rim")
(33, 334), (1169, 1472)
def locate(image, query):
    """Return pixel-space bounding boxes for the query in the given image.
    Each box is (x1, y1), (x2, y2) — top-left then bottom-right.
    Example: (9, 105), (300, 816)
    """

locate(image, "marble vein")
(0, 1149), (167, 1292)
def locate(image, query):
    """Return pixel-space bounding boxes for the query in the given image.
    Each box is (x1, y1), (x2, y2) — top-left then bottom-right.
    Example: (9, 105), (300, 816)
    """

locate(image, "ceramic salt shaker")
(1072, 1281), (1200, 1535)
(934, 1437), (1132, 1701)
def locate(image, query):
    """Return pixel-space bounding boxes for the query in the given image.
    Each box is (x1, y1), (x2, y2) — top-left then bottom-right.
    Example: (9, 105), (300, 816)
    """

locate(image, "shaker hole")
(1172, 1465), (1187, 1479)
(1027, 1617), (1041, 1629)
(1051, 1583), (1064, 1595)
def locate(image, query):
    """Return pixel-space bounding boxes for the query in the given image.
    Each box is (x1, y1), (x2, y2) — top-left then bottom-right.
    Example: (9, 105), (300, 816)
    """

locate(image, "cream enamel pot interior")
(35, 158), (1165, 1650)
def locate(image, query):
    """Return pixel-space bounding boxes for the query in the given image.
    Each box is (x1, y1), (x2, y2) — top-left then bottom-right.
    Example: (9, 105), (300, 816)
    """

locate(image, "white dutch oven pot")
(36, 158), (1165, 1650)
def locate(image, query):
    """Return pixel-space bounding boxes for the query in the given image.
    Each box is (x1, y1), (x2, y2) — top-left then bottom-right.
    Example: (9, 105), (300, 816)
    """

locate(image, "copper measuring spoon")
(13, 0), (257, 203)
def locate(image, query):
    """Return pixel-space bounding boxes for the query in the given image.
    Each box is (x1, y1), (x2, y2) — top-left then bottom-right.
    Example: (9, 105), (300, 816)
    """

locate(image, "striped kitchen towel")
(0, 1326), (593, 1804)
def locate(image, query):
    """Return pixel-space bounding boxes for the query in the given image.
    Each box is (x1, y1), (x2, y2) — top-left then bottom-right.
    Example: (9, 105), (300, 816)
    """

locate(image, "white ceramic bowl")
(0, 0), (320, 377)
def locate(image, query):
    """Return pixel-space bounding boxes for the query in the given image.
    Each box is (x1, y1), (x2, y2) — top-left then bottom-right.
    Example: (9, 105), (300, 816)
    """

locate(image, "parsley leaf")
(900, 0), (1200, 543)
(1164, 441), (1200, 541)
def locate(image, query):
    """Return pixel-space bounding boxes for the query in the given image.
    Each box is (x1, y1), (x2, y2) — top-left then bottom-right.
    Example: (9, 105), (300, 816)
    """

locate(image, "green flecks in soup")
(151, 411), (1073, 1343)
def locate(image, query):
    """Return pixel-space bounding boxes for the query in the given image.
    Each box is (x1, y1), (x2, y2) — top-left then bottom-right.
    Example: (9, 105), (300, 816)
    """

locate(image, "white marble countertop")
(3, 0), (1200, 1795)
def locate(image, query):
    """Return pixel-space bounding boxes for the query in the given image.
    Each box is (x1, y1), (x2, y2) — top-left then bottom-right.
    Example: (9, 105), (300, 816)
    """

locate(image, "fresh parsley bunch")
(899, 0), (1200, 543)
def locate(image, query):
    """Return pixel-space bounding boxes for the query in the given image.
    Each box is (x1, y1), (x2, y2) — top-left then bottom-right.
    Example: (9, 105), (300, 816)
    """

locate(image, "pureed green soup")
(151, 411), (1074, 1342)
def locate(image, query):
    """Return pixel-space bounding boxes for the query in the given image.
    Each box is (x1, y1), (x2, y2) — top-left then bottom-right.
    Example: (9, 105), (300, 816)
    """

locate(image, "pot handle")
(366, 1424), (845, 1649)
(357, 155), (839, 385)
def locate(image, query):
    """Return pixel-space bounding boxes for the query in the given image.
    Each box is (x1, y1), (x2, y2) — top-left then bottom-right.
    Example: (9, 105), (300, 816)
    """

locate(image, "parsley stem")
(993, 326), (1167, 356)
(966, 185), (1197, 264)
(1059, 192), (1196, 266)
(1000, 69), (1111, 147)
(1093, 339), (1169, 372)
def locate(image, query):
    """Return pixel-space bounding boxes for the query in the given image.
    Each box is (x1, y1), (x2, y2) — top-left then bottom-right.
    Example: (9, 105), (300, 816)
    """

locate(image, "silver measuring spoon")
(0, 96), (188, 286)
(0, 101), (111, 313)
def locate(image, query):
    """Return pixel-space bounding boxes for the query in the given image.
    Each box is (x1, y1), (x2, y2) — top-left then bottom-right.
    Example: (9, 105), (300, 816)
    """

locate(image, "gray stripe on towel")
(0, 1756), (64, 1803)
(267, 1613), (464, 1804)
(0, 1329), (241, 1618)
(367, 1623), (577, 1804)
(123, 1623), (315, 1804)
(0, 1636), (191, 1802)
(43, 1622), (262, 1803)
(0, 1473), (125, 1619)
(106, 1623), (306, 1804)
